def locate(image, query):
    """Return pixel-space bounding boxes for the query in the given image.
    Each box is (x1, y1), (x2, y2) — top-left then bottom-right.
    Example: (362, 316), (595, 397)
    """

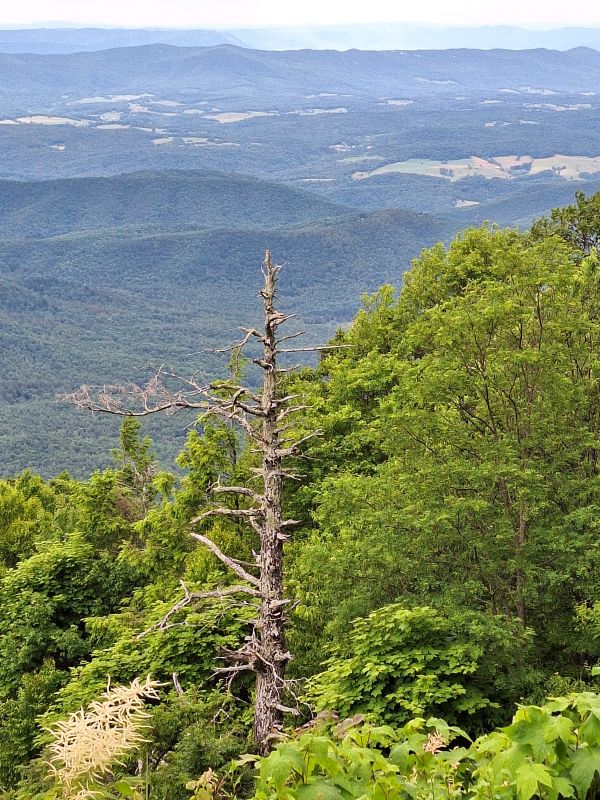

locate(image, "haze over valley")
(3, 29), (600, 472)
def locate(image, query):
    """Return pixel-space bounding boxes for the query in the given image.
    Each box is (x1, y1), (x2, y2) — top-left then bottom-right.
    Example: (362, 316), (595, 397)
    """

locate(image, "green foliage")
(0, 471), (62, 568)
(0, 426), (165, 790)
(288, 221), (600, 690)
(0, 663), (62, 789)
(250, 717), (469, 800)
(249, 691), (600, 800)
(0, 418), (259, 798)
(305, 605), (531, 731)
(531, 190), (600, 255)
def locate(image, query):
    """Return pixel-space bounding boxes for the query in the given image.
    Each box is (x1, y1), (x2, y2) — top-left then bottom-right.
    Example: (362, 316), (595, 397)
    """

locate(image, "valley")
(3, 42), (600, 474)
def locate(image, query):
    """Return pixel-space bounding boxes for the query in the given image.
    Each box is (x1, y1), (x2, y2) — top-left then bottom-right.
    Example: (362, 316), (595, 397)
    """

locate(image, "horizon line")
(2, 21), (600, 32)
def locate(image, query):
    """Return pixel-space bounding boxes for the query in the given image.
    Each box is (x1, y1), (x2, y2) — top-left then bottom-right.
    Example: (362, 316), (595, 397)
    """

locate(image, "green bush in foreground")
(247, 690), (600, 800)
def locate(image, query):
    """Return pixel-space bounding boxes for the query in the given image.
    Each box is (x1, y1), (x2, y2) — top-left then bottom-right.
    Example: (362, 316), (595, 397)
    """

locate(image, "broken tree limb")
(189, 532), (261, 587)
(211, 485), (265, 505)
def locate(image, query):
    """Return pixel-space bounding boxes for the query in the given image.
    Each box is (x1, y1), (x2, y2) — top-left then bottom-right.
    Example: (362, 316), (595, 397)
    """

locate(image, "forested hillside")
(3, 45), (600, 106)
(0, 170), (448, 475)
(4, 193), (600, 799)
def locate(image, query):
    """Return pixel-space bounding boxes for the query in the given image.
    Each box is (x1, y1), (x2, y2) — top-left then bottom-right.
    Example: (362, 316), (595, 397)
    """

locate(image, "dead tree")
(62, 251), (335, 753)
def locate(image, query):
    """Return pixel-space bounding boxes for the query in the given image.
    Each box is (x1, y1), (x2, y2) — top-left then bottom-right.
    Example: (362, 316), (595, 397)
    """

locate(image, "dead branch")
(191, 507), (263, 524)
(210, 382), (261, 404)
(275, 364), (303, 374)
(189, 532), (261, 587)
(59, 376), (206, 417)
(278, 344), (353, 354)
(210, 327), (265, 354)
(277, 430), (323, 457)
(211, 485), (265, 505)
(200, 404), (263, 442)
(138, 581), (260, 638)
(276, 331), (306, 344)
(277, 405), (309, 421)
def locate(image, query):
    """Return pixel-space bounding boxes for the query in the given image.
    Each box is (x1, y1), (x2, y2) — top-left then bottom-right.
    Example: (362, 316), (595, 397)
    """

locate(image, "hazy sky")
(3, 0), (600, 29)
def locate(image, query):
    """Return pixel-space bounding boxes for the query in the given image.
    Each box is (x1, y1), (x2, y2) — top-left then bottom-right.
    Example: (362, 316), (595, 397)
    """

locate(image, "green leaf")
(295, 780), (345, 800)
(544, 715), (574, 745)
(569, 747), (600, 797)
(516, 762), (553, 800)
(114, 781), (139, 798)
(548, 776), (575, 800)
(260, 752), (297, 791)
(236, 753), (261, 767)
(389, 742), (410, 771)
(579, 713), (600, 745)
(508, 709), (555, 760)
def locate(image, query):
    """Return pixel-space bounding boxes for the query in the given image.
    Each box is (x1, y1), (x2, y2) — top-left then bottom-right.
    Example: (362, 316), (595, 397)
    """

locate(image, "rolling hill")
(0, 170), (450, 476)
(0, 170), (349, 238)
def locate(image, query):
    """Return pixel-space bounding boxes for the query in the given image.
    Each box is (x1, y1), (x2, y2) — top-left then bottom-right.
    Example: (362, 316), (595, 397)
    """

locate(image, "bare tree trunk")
(253, 258), (289, 750)
(62, 250), (343, 754)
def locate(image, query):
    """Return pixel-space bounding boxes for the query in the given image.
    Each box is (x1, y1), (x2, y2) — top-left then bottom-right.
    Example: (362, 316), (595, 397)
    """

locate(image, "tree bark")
(253, 252), (290, 752)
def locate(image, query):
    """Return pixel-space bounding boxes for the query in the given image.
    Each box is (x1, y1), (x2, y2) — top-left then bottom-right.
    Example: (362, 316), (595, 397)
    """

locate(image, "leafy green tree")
(305, 605), (532, 731)
(288, 225), (600, 686)
(0, 471), (64, 568)
(531, 190), (600, 255)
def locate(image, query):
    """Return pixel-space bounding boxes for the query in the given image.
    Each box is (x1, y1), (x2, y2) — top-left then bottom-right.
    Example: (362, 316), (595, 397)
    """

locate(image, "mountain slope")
(0, 170), (350, 238)
(0, 171), (450, 475)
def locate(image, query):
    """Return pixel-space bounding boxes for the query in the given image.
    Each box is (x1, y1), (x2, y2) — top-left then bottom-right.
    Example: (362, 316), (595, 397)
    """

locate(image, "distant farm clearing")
(352, 154), (600, 181)
(206, 111), (278, 123)
(15, 116), (90, 127)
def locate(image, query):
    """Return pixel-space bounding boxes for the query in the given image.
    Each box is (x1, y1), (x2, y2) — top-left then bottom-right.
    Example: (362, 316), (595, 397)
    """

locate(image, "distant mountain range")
(3, 25), (600, 53)
(2, 44), (600, 108)
(231, 25), (600, 53)
(0, 27), (243, 53)
(2, 32), (600, 474)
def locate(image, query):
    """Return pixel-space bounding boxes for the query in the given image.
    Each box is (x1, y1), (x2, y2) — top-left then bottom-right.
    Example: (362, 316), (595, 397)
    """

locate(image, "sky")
(2, 0), (600, 29)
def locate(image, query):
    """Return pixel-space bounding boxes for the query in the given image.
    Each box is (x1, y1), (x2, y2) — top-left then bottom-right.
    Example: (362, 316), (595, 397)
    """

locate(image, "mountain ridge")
(0, 169), (352, 239)
(3, 44), (600, 107)
(4, 25), (600, 53)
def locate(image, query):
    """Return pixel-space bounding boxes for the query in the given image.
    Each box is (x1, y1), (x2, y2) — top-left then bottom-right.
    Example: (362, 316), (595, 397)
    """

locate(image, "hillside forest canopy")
(3, 192), (600, 799)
